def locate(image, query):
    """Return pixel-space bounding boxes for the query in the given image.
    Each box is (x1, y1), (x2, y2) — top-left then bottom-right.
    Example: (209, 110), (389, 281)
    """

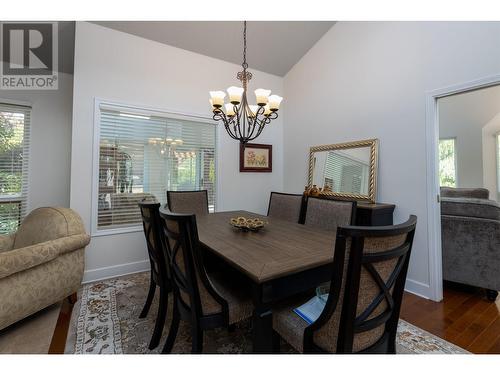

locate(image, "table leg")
(252, 283), (274, 353)
(252, 306), (273, 353)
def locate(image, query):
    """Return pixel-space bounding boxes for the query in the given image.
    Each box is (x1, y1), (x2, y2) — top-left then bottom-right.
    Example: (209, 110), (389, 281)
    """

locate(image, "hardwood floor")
(401, 282), (500, 354)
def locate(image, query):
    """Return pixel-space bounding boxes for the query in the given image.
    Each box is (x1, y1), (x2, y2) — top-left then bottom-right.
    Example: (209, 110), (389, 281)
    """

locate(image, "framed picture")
(240, 143), (272, 172)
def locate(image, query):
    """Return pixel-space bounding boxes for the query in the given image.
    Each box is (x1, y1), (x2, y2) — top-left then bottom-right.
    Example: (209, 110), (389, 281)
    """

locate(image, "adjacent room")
(0, 16), (499, 361)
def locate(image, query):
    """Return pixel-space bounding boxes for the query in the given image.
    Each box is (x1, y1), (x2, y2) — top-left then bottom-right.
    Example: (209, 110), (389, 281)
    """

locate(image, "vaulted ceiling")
(92, 21), (335, 76)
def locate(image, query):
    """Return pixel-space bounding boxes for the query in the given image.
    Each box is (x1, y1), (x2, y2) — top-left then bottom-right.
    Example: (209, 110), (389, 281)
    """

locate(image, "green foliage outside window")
(0, 111), (25, 233)
(439, 138), (456, 187)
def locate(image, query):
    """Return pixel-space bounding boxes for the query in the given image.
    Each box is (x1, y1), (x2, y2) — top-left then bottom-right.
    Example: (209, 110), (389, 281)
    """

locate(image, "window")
(0, 103), (30, 234)
(95, 103), (217, 232)
(439, 138), (457, 187)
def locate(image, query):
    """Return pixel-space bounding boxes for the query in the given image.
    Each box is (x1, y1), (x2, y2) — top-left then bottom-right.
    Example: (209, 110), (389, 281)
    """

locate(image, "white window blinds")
(0, 103), (30, 234)
(96, 105), (217, 231)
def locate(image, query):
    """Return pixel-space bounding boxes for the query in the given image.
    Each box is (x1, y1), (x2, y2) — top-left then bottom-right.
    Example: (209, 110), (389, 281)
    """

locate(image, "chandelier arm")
(253, 105), (267, 139)
(245, 105), (261, 141)
(213, 110), (238, 140)
(226, 118), (239, 140)
(235, 103), (245, 141)
(247, 111), (279, 142)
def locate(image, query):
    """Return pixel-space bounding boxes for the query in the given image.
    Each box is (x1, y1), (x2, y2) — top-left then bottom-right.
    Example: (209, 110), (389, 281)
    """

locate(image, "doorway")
(426, 74), (500, 302)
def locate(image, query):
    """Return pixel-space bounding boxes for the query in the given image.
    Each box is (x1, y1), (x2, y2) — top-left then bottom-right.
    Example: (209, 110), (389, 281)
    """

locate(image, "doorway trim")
(426, 73), (500, 301)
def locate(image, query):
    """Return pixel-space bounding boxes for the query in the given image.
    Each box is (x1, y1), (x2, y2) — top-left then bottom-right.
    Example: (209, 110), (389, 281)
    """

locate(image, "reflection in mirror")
(312, 148), (371, 195)
(308, 139), (378, 202)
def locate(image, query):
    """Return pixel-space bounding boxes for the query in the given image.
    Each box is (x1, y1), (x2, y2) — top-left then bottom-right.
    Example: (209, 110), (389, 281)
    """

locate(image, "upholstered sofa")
(441, 187), (499, 301)
(0, 207), (90, 330)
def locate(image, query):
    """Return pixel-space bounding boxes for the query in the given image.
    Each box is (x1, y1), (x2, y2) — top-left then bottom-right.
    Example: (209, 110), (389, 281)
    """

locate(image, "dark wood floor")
(401, 283), (500, 354)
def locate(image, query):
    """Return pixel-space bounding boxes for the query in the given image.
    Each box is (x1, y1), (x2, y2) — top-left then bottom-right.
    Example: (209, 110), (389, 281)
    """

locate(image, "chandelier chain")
(242, 21), (248, 70)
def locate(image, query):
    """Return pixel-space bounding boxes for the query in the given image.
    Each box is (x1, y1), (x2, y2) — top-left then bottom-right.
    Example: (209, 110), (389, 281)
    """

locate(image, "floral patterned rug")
(65, 272), (469, 354)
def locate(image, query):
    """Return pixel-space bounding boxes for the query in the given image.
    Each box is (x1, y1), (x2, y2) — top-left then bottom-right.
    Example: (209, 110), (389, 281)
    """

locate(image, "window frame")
(91, 99), (218, 237)
(0, 99), (32, 234)
(496, 132), (500, 201)
(438, 137), (458, 188)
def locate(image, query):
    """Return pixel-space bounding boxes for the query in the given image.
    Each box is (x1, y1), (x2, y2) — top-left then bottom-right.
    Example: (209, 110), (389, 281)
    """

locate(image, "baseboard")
(83, 260), (149, 284)
(405, 278), (432, 300)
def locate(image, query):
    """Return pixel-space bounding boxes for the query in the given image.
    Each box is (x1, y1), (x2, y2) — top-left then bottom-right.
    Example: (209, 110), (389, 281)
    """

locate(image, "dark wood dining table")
(196, 210), (337, 353)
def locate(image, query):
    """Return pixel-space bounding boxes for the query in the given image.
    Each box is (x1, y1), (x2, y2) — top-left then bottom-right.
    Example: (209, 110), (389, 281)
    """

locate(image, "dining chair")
(267, 192), (304, 223)
(272, 215), (417, 353)
(138, 201), (172, 350)
(158, 208), (253, 353)
(166, 190), (209, 216)
(304, 197), (357, 232)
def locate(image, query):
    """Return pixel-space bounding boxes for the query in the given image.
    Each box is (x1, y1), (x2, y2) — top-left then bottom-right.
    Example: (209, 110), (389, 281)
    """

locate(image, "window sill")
(91, 225), (143, 237)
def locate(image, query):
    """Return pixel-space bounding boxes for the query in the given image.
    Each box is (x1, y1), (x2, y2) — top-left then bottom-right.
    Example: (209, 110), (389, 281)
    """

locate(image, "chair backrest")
(304, 197), (356, 232)
(138, 201), (169, 286)
(158, 208), (228, 320)
(305, 215), (417, 353)
(267, 192), (304, 223)
(440, 187), (490, 200)
(166, 190), (209, 216)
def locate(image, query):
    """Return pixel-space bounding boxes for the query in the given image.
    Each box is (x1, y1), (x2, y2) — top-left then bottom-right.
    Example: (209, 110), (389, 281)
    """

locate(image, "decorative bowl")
(230, 216), (267, 232)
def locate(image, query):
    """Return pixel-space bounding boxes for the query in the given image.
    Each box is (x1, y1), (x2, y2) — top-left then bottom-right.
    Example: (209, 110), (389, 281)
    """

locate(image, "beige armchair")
(0, 207), (90, 330)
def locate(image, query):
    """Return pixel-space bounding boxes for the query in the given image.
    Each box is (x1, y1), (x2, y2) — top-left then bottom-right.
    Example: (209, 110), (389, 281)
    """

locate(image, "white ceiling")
(92, 21), (335, 76)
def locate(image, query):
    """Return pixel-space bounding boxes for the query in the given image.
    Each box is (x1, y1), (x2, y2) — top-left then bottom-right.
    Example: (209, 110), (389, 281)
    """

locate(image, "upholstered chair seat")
(204, 273), (253, 324)
(267, 192), (303, 223)
(273, 296), (310, 352)
(0, 207), (90, 331)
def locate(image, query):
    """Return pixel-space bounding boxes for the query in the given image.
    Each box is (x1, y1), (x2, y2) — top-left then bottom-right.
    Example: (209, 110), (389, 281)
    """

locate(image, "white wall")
(0, 73), (74, 209)
(483, 112), (500, 200)
(71, 22), (284, 282)
(438, 85), (500, 193)
(283, 21), (500, 299)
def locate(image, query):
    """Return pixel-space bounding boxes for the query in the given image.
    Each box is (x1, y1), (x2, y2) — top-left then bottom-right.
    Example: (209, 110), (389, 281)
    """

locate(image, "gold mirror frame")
(307, 138), (379, 203)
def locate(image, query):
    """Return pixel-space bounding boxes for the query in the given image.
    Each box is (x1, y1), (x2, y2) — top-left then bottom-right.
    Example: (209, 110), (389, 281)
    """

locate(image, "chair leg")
(149, 287), (168, 350)
(139, 278), (156, 319)
(161, 299), (180, 354)
(67, 292), (77, 304)
(486, 289), (498, 302)
(191, 324), (204, 354)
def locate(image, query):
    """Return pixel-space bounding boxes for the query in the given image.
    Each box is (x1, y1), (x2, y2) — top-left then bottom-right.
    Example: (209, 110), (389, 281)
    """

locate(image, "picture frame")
(240, 143), (272, 172)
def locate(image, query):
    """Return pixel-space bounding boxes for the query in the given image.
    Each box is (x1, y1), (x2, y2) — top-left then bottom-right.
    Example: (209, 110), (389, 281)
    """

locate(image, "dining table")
(195, 210), (337, 353)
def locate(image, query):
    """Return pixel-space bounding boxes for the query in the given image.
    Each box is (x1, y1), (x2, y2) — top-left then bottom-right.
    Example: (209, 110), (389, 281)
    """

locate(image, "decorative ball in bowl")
(230, 216), (267, 232)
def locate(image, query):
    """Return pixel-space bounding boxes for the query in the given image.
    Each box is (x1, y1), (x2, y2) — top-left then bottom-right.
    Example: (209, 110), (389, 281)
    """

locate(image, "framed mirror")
(307, 139), (379, 202)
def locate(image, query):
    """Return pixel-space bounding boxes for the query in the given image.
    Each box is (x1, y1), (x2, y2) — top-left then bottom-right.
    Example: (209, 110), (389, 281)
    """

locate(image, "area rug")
(64, 272), (469, 354)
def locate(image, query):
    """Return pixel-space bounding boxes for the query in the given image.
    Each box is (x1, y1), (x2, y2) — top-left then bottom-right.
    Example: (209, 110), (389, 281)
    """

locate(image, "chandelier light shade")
(209, 21), (283, 144)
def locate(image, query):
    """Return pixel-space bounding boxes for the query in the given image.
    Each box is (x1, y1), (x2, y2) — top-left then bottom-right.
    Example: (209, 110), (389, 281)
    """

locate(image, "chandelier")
(148, 137), (195, 161)
(209, 21), (283, 144)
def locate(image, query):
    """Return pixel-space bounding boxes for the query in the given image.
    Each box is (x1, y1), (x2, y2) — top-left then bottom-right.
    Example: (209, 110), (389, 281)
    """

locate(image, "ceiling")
(92, 21), (335, 76)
